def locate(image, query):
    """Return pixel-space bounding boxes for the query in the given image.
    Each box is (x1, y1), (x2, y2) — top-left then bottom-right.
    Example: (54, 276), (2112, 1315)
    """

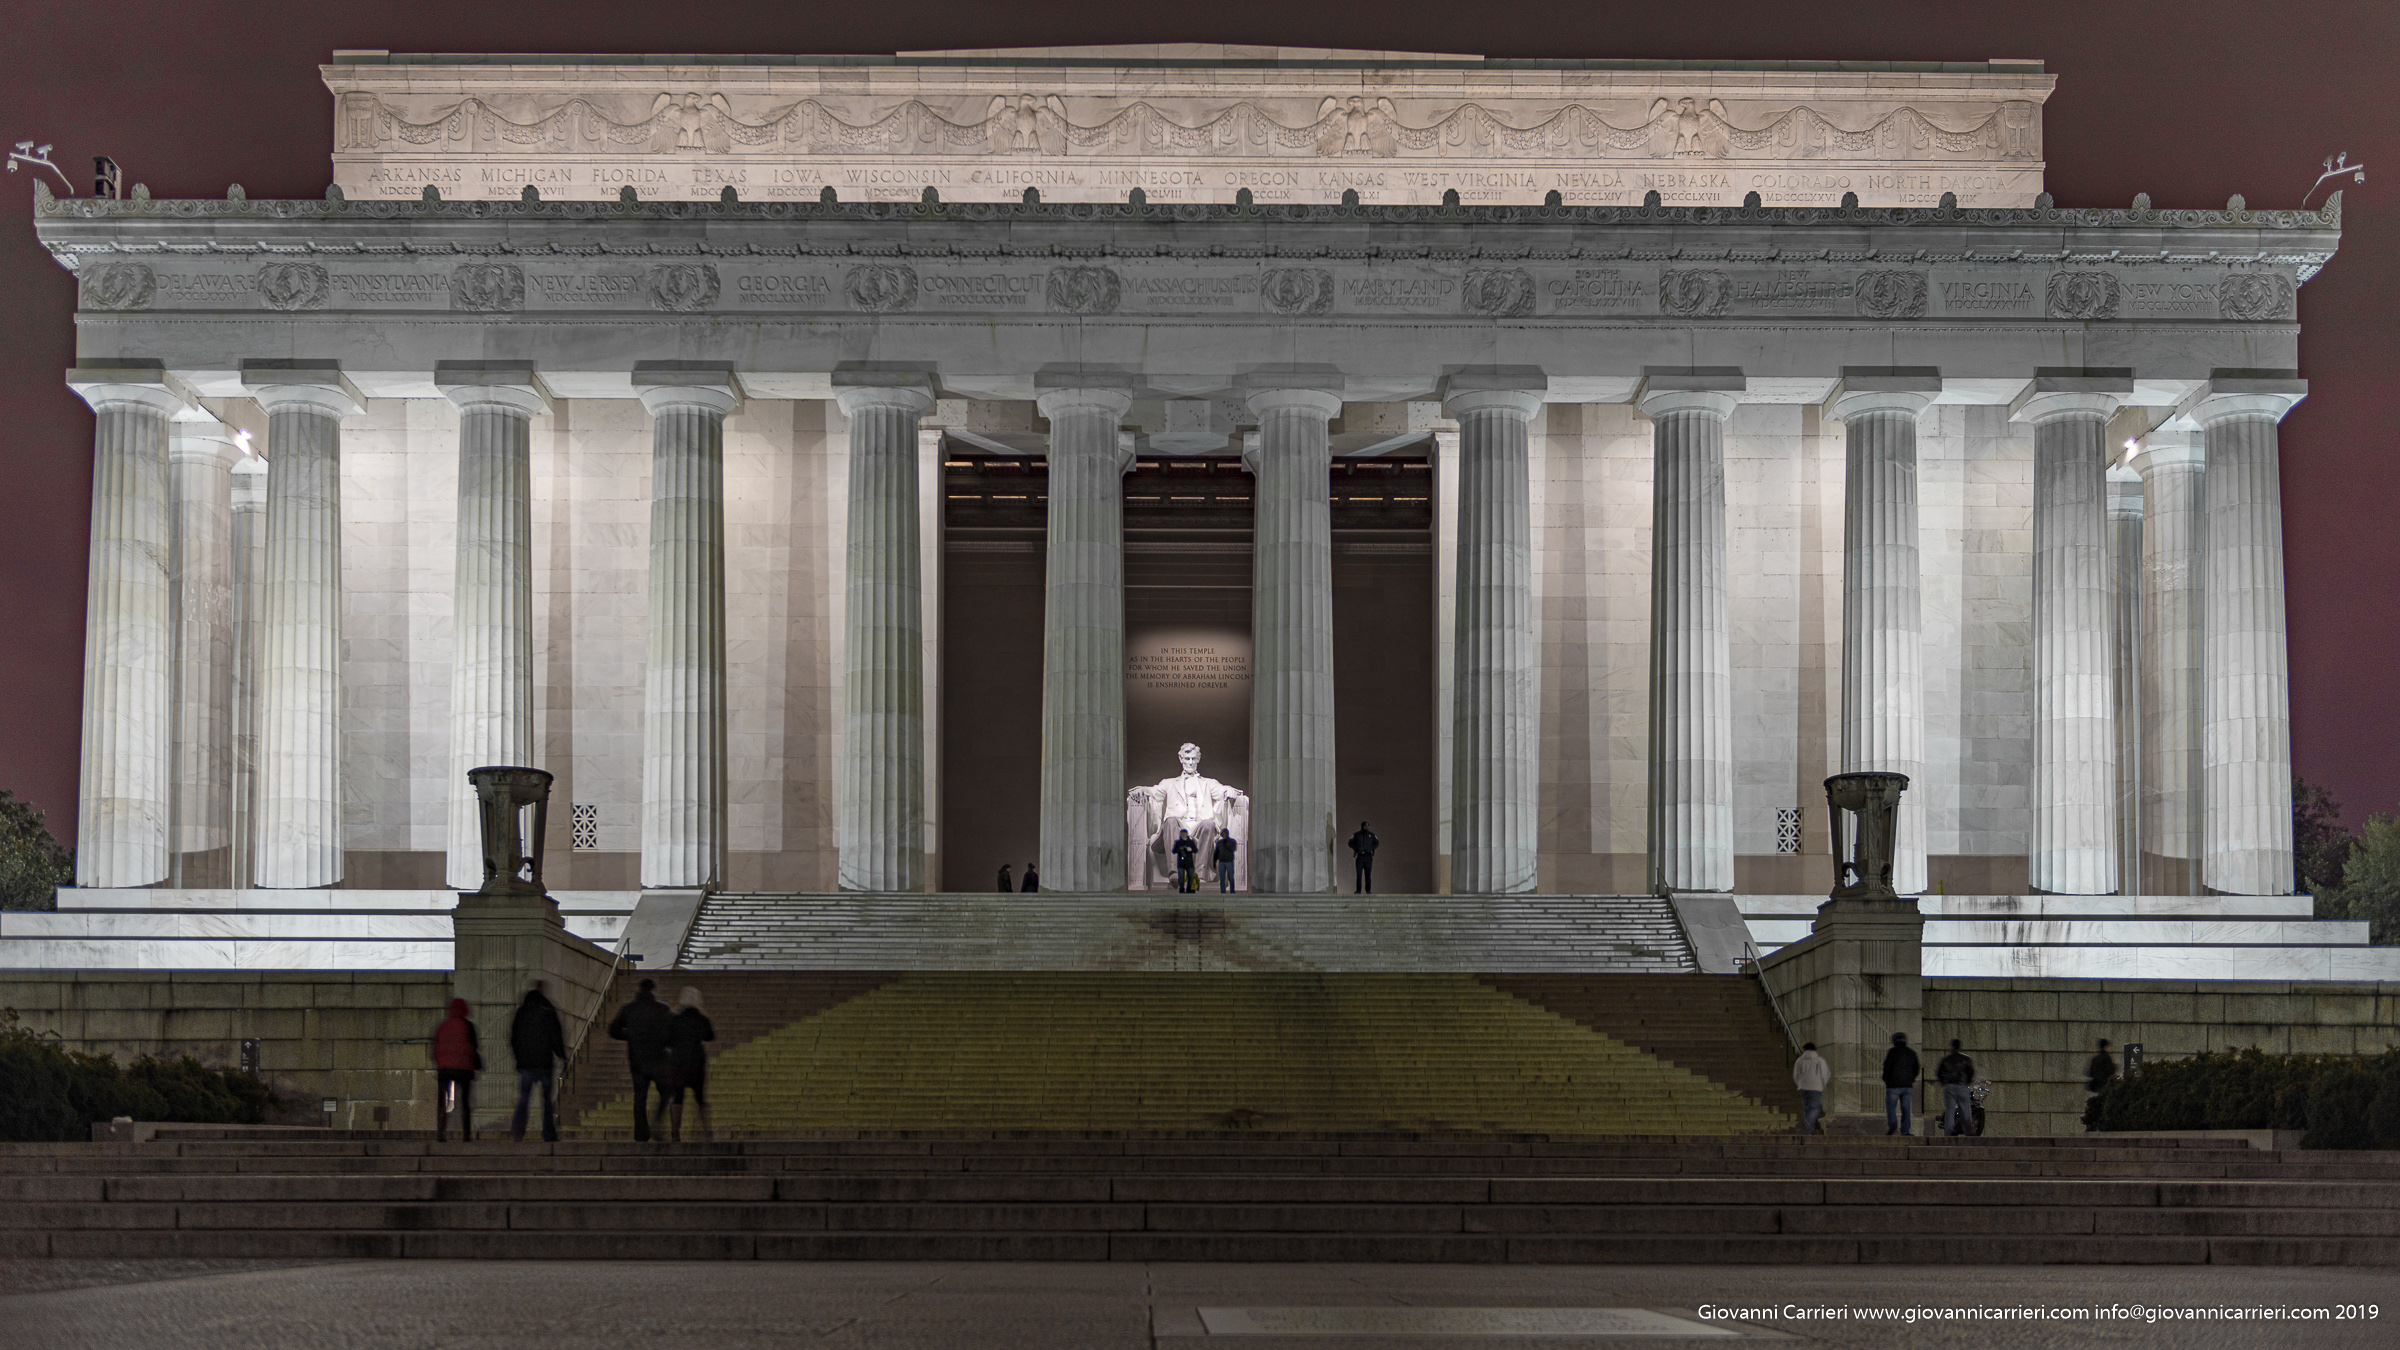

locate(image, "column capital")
(1034, 383), (1135, 422)
(66, 361), (193, 417)
(2107, 465), (2144, 519)
(436, 360), (553, 418)
(2134, 428), (2205, 475)
(1439, 366), (1547, 421)
(241, 360), (365, 418)
(635, 361), (743, 417)
(1636, 367), (1743, 421)
(2190, 370), (2307, 426)
(167, 410), (242, 468)
(1830, 367), (1940, 422)
(1239, 369), (1344, 422)
(831, 370), (935, 419)
(2008, 368), (2132, 426)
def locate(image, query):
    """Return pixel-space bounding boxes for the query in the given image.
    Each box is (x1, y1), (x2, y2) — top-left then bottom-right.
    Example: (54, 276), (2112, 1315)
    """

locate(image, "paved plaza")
(7, 1259), (2398, 1348)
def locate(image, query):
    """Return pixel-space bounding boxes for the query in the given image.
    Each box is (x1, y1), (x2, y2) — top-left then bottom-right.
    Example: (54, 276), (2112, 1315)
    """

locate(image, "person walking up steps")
(507, 981), (567, 1142)
(1348, 822), (1378, 893)
(996, 863), (1013, 893)
(607, 978), (674, 1143)
(1937, 1038), (1977, 1136)
(657, 986), (717, 1143)
(1881, 1031), (1920, 1136)
(1021, 861), (1039, 892)
(430, 997), (481, 1142)
(1212, 831), (1238, 893)
(1792, 1041), (1831, 1136)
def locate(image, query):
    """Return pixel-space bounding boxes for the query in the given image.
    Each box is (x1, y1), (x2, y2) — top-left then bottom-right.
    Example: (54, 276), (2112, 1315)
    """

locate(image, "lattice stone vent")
(571, 804), (598, 851)
(1775, 808), (1802, 855)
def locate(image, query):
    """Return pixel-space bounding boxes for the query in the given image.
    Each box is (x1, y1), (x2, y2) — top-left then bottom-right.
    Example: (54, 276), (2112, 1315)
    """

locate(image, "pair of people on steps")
(996, 862), (1040, 892)
(1169, 829), (1240, 892)
(1794, 1034), (1975, 1138)
(429, 983), (574, 1142)
(608, 978), (717, 1142)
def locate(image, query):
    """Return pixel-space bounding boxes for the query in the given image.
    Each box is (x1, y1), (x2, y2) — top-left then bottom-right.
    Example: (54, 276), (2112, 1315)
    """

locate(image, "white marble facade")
(36, 48), (2336, 899)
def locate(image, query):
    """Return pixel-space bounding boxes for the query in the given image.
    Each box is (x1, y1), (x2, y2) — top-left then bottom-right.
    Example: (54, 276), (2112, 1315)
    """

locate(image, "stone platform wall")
(1923, 978), (2400, 1137)
(0, 971), (455, 1131)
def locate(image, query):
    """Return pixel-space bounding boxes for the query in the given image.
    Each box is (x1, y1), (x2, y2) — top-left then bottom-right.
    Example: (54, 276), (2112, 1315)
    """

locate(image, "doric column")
(1442, 372), (1544, 895)
(438, 363), (550, 891)
(65, 363), (186, 888)
(2137, 430), (2205, 895)
(167, 411), (242, 886)
(835, 377), (936, 893)
(243, 361), (363, 889)
(2108, 465), (2145, 897)
(2194, 375), (2308, 895)
(1640, 371), (1743, 893)
(1034, 377), (1135, 892)
(634, 363), (740, 891)
(2011, 373), (2128, 895)
(228, 457), (266, 890)
(1833, 375), (1938, 896)
(1243, 376), (1344, 894)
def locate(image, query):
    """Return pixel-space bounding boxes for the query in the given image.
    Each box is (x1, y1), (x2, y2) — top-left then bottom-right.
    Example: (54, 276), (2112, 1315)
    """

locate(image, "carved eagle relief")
(1651, 97), (1732, 156)
(1313, 96), (1398, 155)
(649, 92), (734, 152)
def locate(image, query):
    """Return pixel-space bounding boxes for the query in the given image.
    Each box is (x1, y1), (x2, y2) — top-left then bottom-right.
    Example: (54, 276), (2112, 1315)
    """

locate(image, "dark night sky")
(2, 1), (2393, 846)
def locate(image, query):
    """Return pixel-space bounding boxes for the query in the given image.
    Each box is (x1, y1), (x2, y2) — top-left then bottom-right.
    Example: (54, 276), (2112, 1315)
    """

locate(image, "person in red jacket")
(431, 997), (481, 1141)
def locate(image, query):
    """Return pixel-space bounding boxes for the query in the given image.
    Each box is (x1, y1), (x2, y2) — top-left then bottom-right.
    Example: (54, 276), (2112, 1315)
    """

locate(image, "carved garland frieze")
(2045, 271), (2122, 320)
(1854, 269), (1929, 320)
(2217, 271), (2295, 321)
(450, 262), (526, 313)
(1259, 267), (1334, 316)
(647, 263), (720, 312)
(1657, 269), (1733, 318)
(1044, 265), (1121, 316)
(845, 263), (919, 312)
(1462, 268), (1536, 318)
(255, 261), (331, 311)
(333, 90), (2043, 163)
(80, 262), (156, 311)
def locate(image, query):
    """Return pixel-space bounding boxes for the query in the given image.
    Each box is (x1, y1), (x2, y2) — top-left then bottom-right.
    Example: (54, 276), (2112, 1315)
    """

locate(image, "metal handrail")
(1741, 938), (1803, 1056)
(557, 932), (632, 1102)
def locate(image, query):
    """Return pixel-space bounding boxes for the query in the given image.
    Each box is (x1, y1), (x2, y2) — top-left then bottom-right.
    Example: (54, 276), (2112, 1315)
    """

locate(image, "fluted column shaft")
(836, 384), (935, 892)
(228, 459), (266, 890)
(440, 368), (546, 890)
(1642, 389), (1739, 893)
(246, 367), (361, 888)
(1445, 389), (1541, 894)
(1835, 391), (1932, 895)
(67, 369), (182, 888)
(637, 376), (737, 890)
(2019, 395), (2119, 894)
(1036, 386), (1134, 892)
(1245, 386), (1342, 894)
(2108, 466), (2145, 897)
(2137, 434), (2205, 893)
(167, 416), (240, 882)
(2198, 394), (2303, 894)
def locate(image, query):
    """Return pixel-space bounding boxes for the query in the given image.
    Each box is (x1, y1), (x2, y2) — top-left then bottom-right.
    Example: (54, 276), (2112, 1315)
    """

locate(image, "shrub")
(0, 1009), (275, 1142)
(0, 789), (72, 911)
(2084, 1046), (2400, 1148)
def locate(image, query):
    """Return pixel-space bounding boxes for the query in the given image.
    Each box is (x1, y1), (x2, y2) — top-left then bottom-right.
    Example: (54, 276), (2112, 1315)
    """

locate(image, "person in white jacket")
(1792, 1043), (1832, 1136)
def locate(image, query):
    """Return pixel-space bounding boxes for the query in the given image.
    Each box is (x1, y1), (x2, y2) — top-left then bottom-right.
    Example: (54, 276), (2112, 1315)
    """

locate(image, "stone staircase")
(673, 893), (1697, 972)
(9, 1133), (2399, 1263)
(566, 972), (1790, 1137)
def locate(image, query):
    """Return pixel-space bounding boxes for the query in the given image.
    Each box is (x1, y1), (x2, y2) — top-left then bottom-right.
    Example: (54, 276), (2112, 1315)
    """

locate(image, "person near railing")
(1792, 1042), (1831, 1136)
(607, 978), (674, 1143)
(1936, 1039), (1978, 1137)
(508, 982), (566, 1143)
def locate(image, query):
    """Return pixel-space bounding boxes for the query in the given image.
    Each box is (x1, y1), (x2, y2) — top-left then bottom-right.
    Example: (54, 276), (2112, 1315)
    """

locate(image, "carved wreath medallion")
(2045, 271), (2121, 320)
(647, 263), (721, 312)
(1259, 267), (1334, 316)
(80, 262), (156, 312)
(1657, 269), (1733, 318)
(2217, 272), (2294, 321)
(1462, 268), (1536, 318)
(1853, 270), (1928, 320)
(255, 262), (330, 312)
(845, 263), (919, 312)
(449, 262), (525, 313)
(1045, 265), (1121, 315)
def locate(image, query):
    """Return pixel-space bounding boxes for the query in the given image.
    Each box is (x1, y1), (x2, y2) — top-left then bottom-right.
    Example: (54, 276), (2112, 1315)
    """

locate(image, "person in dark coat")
(1347, 823), (1379, 894)
(996, 864), (1013, 893)
(430, 997), (480, 1142)
(1936, 1039), (1977, 1136)
(1172, 829), (1199, 893)
(1212, 832), (1238, 893)
(606, 978), (674, 1143)
(2083, 1038), (2119, 1130)
(657, 986), (718, 1143)
(507, 981), (568, 1143)
(1021, 862), (1039, 893)
(1881, 1031), (1921, 1136)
